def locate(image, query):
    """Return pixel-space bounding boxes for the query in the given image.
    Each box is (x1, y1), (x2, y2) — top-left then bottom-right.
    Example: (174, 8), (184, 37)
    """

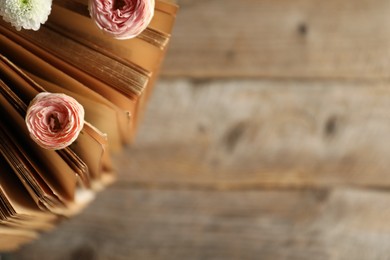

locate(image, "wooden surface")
(9, 0), (390, 259)
(9, 185), (390, 259)
(162, 0), (390, 79)
(118, 79), (390, 188)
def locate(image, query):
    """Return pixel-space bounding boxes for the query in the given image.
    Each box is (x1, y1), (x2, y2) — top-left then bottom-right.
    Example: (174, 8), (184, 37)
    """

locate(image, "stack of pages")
(0, 0), (177, 251)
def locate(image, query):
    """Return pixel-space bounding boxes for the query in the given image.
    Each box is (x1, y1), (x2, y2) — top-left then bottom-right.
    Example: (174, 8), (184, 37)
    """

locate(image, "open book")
(0, 0), (178, 251)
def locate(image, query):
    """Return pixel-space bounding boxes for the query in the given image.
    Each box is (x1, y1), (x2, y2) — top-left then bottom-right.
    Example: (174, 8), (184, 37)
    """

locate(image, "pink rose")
(89, 0), (155, 39)
(25, 92), (85, 150)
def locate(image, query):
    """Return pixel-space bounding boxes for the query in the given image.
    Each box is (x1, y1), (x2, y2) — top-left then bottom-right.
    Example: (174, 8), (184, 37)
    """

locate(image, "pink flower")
(89, 0), (155, 39)
(25, 92), (85, 150)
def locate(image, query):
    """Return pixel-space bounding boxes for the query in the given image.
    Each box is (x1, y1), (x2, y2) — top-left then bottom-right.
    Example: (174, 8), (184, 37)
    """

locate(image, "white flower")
(0, 0), (52, 31)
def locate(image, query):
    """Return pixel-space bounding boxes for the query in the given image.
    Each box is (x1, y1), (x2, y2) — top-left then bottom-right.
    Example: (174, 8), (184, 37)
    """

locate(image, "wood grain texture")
(113, 79), (390, 188)
(162, 0), (390, 78)
(9, 186), (390, 260)
(8, 187), (330, 259)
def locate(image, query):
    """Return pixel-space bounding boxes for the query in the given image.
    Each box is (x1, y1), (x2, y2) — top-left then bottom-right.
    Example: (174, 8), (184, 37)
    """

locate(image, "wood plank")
(7, 187), (330, 259)
(115, 79), (390, 188)
(162, 0), (390, 78)
(9, 186), (390, 259)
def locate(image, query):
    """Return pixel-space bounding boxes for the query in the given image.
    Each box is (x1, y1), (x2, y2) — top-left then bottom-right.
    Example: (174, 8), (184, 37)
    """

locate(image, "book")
(0, 0), (178, 251)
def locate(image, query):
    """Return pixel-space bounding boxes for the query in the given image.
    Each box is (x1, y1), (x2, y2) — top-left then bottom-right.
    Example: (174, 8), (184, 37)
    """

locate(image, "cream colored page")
(0, 34), (131, 145)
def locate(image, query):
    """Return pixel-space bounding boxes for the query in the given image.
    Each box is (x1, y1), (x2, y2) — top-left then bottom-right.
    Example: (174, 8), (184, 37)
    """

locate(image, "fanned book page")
(0, 0), (178, 251)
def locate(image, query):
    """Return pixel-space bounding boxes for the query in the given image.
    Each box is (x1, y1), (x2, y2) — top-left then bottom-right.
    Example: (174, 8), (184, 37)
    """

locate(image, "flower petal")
(89, 0), (154, 39)
(25, 92), (85, 150)
(0, 0), (52, 31)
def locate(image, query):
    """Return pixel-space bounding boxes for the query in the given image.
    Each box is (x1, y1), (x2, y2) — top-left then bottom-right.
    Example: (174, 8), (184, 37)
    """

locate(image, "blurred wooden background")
(9, 0), (390, 259)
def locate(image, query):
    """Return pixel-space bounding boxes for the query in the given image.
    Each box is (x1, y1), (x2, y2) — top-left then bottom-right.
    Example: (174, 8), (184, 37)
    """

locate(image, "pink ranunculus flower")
(89, 0), (155, 39)
(25, 92), (85, 150)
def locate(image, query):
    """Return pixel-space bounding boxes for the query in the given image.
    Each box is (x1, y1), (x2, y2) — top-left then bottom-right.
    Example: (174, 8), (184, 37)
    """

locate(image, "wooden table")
(10, 0), (390, 259)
